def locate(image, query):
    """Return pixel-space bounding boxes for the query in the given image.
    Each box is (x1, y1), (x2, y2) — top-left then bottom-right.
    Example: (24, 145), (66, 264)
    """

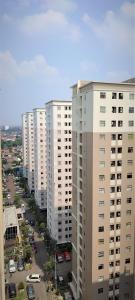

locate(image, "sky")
(0, 0), (135, 125)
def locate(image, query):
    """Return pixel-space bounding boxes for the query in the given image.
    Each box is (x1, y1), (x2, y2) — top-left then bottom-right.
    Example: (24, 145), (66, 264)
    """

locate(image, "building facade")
(33, 108), (47, 209)
(0, 136), (5, 300)
(22, 112), (34, 192)
(46, 101), (72, 244)
(22, 113), (28, 178)
(71, 80), (135, 300)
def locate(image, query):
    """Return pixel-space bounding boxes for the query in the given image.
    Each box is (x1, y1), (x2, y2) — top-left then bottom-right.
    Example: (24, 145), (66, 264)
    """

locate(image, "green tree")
(14, 194), (21, 208)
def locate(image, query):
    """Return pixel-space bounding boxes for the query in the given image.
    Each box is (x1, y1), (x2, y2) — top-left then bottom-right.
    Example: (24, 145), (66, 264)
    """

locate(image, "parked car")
(26, 274), (41, 283)
(8, 283), (17, 298)
(56, 253), (64, 263)
(9, 259), (16, 273)
(17, 258), (24, 271)
(26, 284), (35, 299)
(64, 251), (71, 261)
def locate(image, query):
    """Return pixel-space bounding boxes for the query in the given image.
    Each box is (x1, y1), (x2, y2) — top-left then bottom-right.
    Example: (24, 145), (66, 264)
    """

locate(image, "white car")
(26, 274), (41, 283)
(9, 259), (16, 273)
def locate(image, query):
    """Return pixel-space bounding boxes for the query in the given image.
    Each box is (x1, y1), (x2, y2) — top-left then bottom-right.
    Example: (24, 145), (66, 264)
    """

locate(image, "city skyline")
(0, 0), (134, 125)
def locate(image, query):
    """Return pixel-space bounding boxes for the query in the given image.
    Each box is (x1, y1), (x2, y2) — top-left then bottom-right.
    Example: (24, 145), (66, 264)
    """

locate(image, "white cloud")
(19, 10), (81, 41)
(0, 51), (59, 84)
(41, 0), (77, 13)
(82, 1), (135, 52)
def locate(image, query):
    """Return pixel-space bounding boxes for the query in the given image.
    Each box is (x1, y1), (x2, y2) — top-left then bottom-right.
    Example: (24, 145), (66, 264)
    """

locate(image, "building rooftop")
(4, 206), (18, 230)
(71, 79), (135, 89)
(45, 100), (72, 105)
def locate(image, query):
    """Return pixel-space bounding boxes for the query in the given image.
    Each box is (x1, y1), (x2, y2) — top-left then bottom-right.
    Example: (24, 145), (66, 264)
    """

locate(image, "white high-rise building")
(71, 80), (135, 300)
(22, 113), (28, 178)
(33, 108), (47, 210)
(46, 100), (72, 244)
(22, 112), (34, 192)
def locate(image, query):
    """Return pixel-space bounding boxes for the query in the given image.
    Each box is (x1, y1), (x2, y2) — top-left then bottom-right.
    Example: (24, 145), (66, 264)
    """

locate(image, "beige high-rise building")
(71, 80), (135, 300)
(33, 108), (47, 209)
(46, 100), (72, 243)
(0, 136), (5, 300)
(22, 112), (35, 192)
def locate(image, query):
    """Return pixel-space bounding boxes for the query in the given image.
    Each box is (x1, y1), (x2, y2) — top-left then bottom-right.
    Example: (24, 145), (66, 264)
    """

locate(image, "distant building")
(33, 108), (47, 210)
(46, 100), (72, 243)
(71, 80), (135, 300)
(22, 112), (35, 192)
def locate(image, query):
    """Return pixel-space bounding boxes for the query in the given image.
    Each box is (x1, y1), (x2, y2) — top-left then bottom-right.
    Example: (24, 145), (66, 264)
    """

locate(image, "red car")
(64, 251), (71, 261)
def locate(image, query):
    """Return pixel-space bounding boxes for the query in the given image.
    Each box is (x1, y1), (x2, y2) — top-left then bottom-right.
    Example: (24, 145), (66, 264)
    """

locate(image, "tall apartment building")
(46, 101), (72, 244)
(71, 80), (135, 300)
(0, 136), (5, 300)
(22, 112), (34, 192)
(33, 108), (47, 210)
(22, 113), (28, 178)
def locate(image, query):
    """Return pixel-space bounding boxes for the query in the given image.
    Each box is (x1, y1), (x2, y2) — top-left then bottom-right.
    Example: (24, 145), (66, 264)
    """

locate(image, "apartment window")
(111, 120), (116, 127)
(110, 212), (115, 218)
(99, 148), (105, 155)
(126, 222), (131, 228)
(109, 261), (114, 267)
(117, 160), (122, 166)
(110, 199), (115, 206)
(98, 226), (104, 232)
(109, 249), (114, 255)
(119, 93), (123, 99)
(129, 107), (134, 113)
(99, 134), (105, 140)
(110, 224), (114, 231)
(128, 133), (134, 140)
(110, 187), (115, 193)
(117, 199), (121, 205)
(129, 93), (134, 100)
(100, 92), (106, 99)
(110, 174), (115, 180)
(111, 161), (115, 166)
(112, 92), (117, 99)
(127, 185), (132, 191)
(126, 234), (131, 240)
(99, 161), (105, 168)
(118, 107), (123, 113)
(117, 173), (122, 179)
(127, 173), (132, 179)
(100, 120), (106, 127)
(128, 147), (133, 153)
(98, 276), (104, 282)
(99, 200), (104, 206)
(98, 239), (104, 245)
(111, 147), (116, 154)
(116, 211), (121, 217)
(118, 120), (123, 127)
(116, 260), (120, 266)
(99, 213), (104, 220)
(116, 224), (121, 230)
(112, 106), (117, 113)
(118, 134), (122, 140)
(126, 210), (131, 215)
(99, 188), (105, 194)
(125, 258), (130, 264)
(99, 175), (105, 181)
(98, 251), (104, 257)
(127, 197), (132, 203)
(116, 235), (120, 242)
(118, 147), (122, 153)
(128, 120), (134, 127)
(98, 264), (104, 270)
(112, 134), (116, 140)
(110, 237), (114, 243)
(100, 106), (106, 113)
